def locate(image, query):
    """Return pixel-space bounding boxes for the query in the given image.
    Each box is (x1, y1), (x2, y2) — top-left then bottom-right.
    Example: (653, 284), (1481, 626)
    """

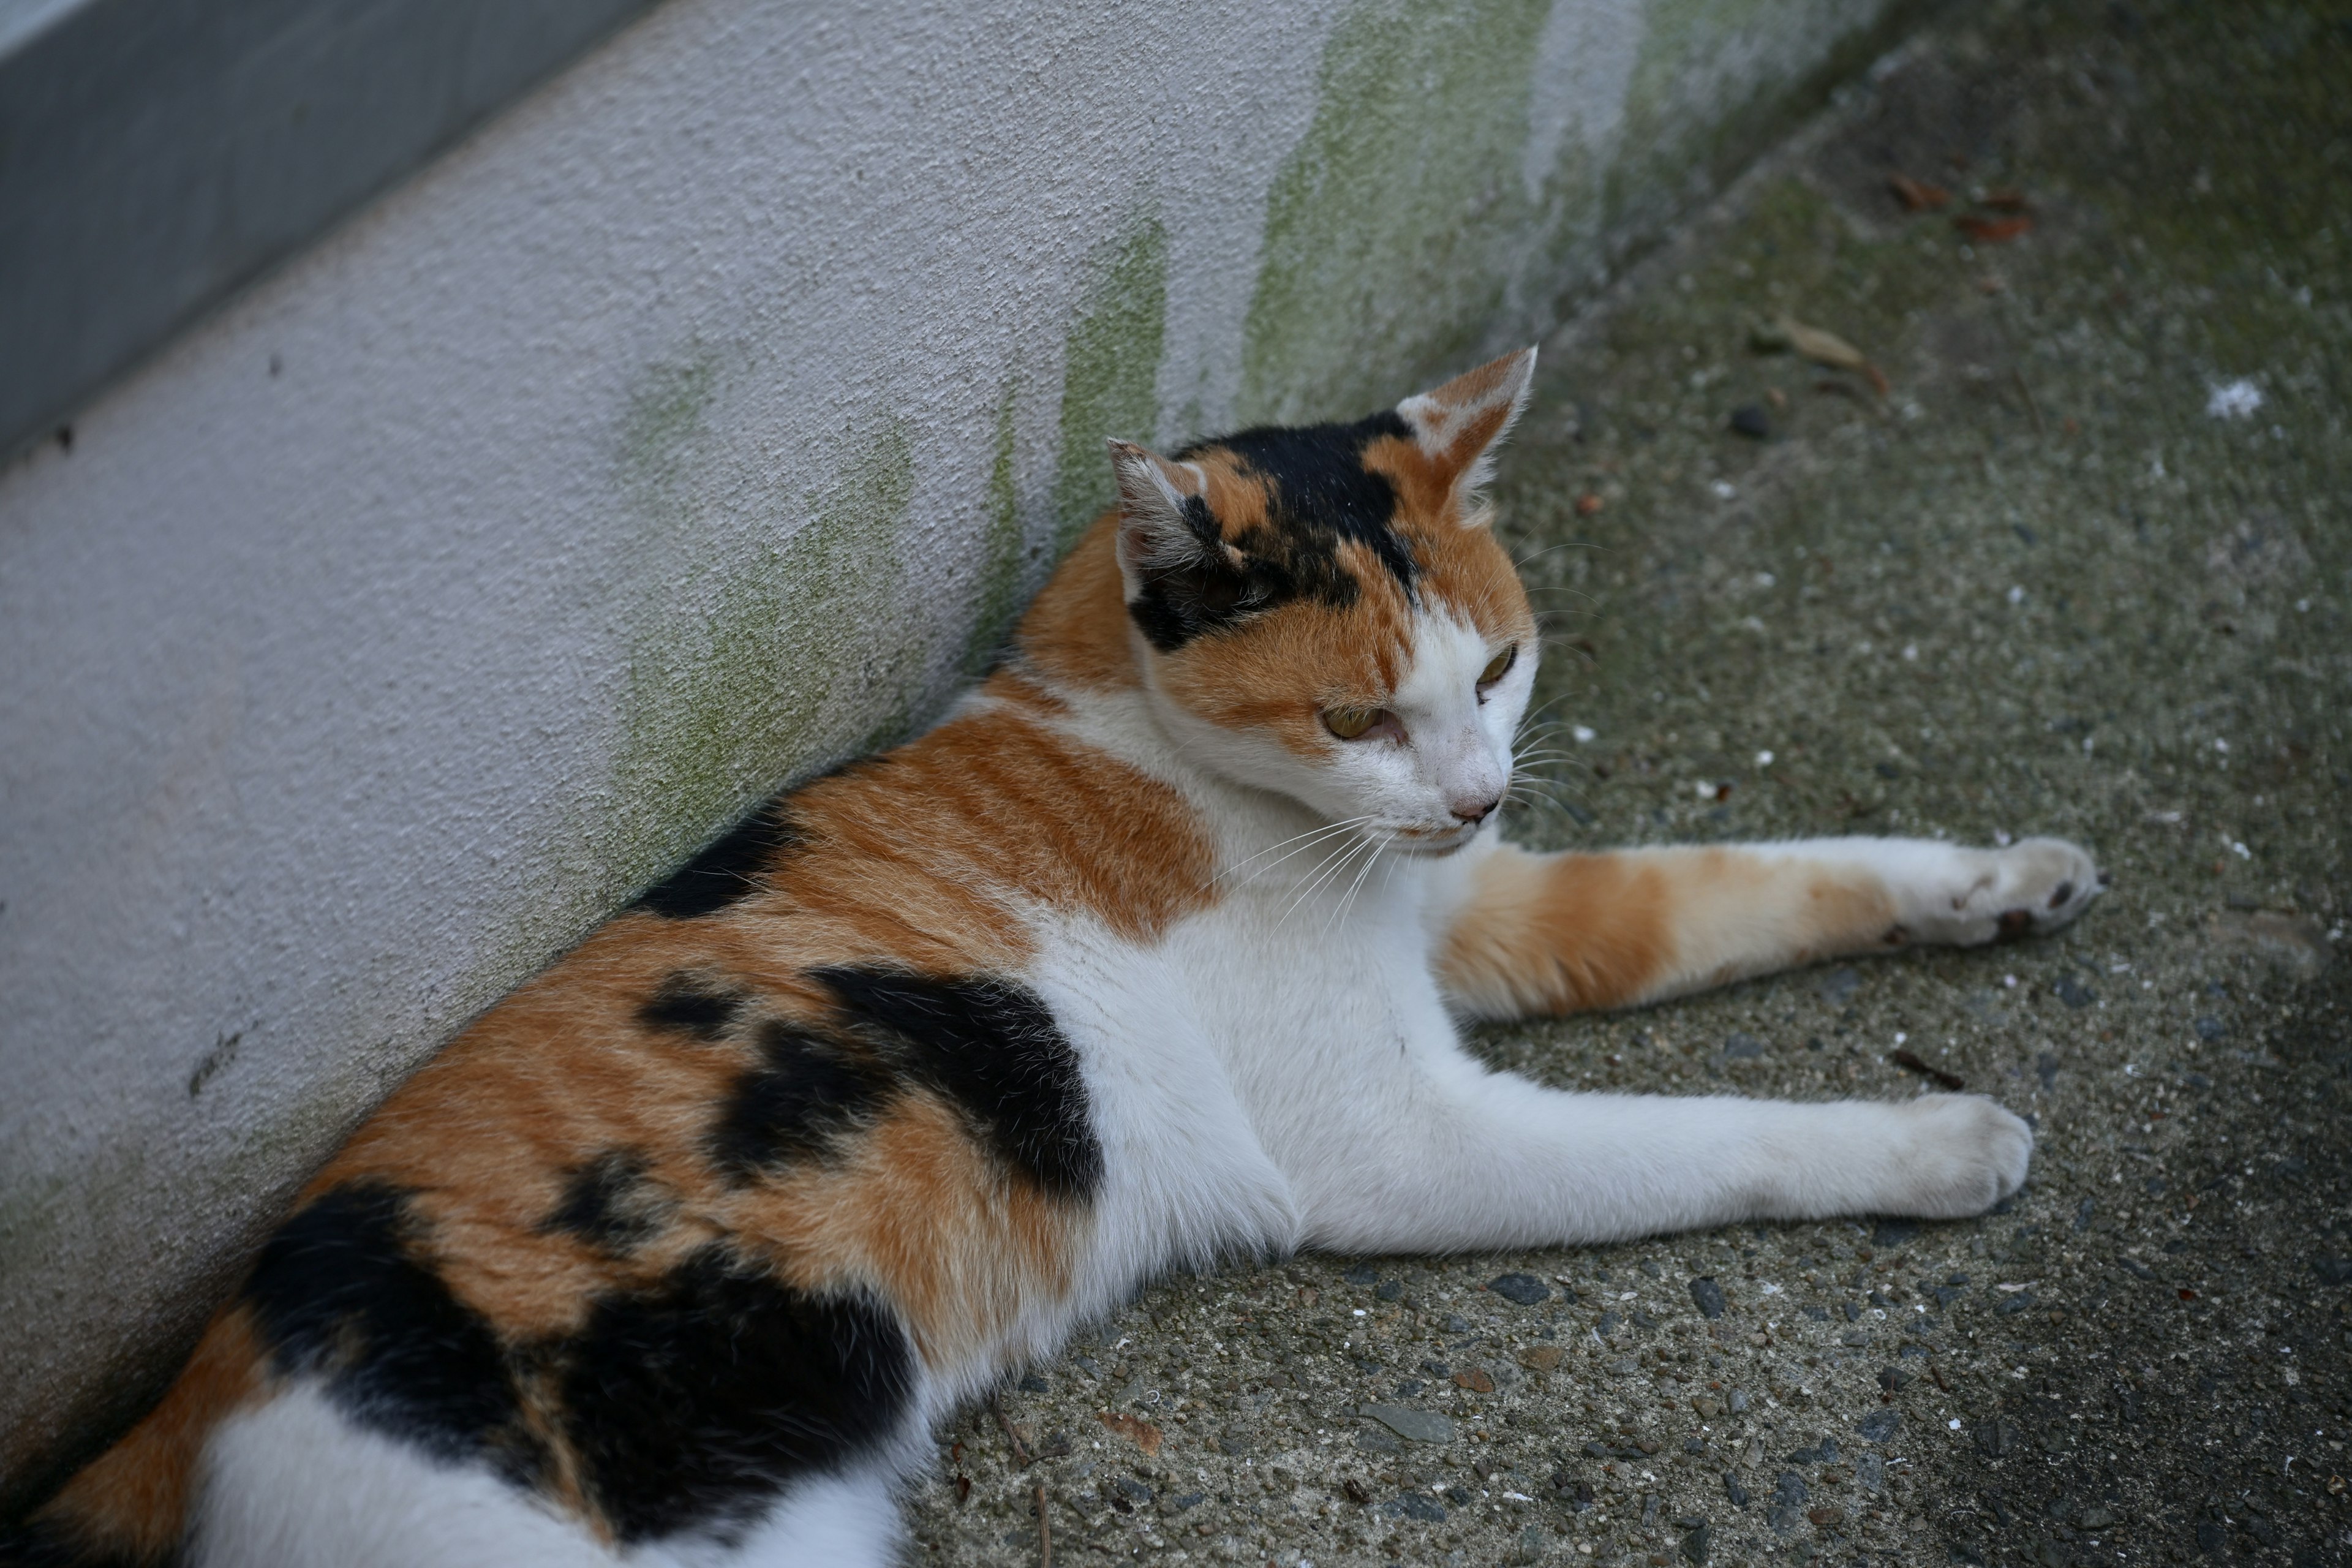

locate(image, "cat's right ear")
(1107, 439), (1226, 601)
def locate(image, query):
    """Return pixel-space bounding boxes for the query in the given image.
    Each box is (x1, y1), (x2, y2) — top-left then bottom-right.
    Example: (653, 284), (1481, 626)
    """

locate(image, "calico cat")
(7, 347), (2102, 1567)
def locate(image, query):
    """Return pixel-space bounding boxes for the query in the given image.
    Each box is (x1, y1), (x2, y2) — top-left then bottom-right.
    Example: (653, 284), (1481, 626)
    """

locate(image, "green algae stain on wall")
(611, 407), (919, 899)
(616, 349), (722, 516)
(966, 380), (1029, 676)
(1241, 0), (1555, 427)
(1052, 219), (1169, 548)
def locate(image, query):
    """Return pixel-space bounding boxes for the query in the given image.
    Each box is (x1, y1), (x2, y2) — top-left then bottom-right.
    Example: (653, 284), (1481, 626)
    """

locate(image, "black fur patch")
(707, 1021), (893, 1181)
(0, 1517), (168, 1568)
(815, 967), (1101, 1199)
(554, 1250), (914, 1543)
(1133, 413), (1417, 652)
(242, 1183), (542, 1482)
(543, 1151), (676, 1254)
(636, 974), (747, 1041)
(631, 801), (802, 919)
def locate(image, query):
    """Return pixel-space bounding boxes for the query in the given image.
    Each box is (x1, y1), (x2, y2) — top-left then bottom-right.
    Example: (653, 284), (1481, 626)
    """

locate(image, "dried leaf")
(1888, 173), (1950, 211)
(1955, 214), (2034, 243)
(1097, 1411), (1163, 1455)
(1767, 314), (1891, 396)
(1452, 1367), (1496, 1393)
(1776, 314), (1867, 372)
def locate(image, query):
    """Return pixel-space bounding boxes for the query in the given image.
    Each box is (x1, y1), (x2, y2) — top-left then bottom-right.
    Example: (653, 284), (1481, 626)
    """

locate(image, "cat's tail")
(0, 1307), (267, 1567)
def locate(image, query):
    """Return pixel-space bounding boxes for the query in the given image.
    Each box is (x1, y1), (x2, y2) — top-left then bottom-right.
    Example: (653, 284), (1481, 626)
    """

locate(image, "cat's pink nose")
(1451, 796), (1500, 824)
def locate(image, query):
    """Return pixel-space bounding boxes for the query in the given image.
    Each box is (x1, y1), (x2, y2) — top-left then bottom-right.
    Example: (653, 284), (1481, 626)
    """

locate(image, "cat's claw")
(1882, 1095), (2035, 1218)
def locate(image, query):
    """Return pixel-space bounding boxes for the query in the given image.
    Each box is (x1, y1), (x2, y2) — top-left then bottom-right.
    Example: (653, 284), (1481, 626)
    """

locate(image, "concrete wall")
(0, 0), (1913, 1504)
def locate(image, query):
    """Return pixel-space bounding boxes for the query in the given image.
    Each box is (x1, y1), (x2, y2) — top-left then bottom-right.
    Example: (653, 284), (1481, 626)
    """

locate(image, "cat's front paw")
(1907, 837), (2105, 946)
(1880, 1095), (2033, 1218)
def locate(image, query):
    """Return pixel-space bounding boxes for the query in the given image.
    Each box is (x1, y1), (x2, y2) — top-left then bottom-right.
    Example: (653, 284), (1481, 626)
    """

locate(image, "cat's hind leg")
(192, 1382), (618, 1568)
(689, 1467), (903, 1568)
(1434, 834), (2103, 1019)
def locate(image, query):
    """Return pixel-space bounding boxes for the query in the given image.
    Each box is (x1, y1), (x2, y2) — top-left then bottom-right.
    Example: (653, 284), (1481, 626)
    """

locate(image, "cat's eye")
(1478, 645), (1518, 688)
(1323, 707), (1386, 741)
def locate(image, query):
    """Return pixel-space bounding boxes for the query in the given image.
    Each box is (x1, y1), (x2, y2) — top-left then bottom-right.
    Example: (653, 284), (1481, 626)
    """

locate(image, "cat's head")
(1110, 349), (1539, 854)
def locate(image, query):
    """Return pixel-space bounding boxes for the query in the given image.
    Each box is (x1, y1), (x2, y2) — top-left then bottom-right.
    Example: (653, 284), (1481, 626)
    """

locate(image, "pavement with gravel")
(906, 4), (2351, 1564)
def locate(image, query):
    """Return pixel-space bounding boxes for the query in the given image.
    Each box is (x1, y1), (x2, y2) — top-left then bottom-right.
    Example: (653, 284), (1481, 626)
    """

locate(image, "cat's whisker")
(1275, 834), (1359, 912)
(1511, 540), (1599, 570)
(1216, 816), (1379, 887)
(1508, 775), (1592, 807)
(1219, 815), (1372, 875)
(1512, 692), (1576, 737)
(1325, 834), (1390, 933)
(1281, 829), (1378, 925)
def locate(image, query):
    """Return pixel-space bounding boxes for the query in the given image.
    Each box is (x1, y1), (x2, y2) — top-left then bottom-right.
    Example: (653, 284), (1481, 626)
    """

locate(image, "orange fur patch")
(1013, 516), (1137, 692)
(1438, 844), (1676, 1017)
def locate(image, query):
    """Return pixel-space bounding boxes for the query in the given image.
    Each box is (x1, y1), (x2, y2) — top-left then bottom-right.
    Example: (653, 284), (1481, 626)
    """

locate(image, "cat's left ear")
(1393, 346), (1537, 524)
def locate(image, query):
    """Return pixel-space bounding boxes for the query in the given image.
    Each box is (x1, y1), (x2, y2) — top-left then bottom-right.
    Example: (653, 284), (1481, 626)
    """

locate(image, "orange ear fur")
(1393, 347), (1537, 522)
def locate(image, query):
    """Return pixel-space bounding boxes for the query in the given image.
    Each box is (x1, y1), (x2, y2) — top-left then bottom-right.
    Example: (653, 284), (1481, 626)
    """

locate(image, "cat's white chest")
(1166, 853), (1461, 1137)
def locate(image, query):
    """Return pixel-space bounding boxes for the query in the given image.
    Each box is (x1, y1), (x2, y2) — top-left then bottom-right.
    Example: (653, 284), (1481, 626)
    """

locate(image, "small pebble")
(2052, 975), (2097, 1008)
(1490, 1273), (1551, 1305)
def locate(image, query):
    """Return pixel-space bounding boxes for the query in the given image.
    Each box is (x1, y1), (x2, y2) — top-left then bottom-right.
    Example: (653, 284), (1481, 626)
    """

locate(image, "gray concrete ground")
(905, 4), (2351, 1564)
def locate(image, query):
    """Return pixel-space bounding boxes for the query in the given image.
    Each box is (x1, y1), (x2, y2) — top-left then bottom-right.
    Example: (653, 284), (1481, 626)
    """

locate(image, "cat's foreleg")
(1289, 1063), (2031, 1255)
(1433, 835), (2102, 1020)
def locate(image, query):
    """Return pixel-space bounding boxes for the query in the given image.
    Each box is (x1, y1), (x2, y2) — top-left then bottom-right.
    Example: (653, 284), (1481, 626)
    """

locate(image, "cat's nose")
(1450, 795), (1501, 825)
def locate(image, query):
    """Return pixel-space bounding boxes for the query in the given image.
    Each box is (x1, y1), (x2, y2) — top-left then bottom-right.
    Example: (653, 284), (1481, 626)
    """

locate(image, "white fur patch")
(194, 1384), (610, 1568)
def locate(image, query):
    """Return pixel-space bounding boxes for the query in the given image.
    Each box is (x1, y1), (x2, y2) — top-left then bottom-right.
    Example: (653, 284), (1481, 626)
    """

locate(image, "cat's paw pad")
(1926, 837), (2104, 944)
(1885, 1095), (2034, 1218)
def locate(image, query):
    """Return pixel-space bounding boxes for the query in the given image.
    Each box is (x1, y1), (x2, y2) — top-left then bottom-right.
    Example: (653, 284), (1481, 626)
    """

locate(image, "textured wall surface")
(0, 0), (1910, 1502)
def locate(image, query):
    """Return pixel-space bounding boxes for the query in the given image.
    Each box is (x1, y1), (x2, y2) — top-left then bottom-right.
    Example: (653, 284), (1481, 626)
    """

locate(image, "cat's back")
(9, 622), (1240, 1566)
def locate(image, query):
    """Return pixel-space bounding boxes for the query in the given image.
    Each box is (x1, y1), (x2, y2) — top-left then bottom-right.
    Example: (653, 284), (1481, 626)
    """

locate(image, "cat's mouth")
(1387, 823), (1482, 856)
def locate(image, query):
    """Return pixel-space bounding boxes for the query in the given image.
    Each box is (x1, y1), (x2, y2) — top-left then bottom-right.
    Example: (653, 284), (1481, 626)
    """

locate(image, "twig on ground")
(988, 1391), (1033, 1467)
(987, 1392), (1052, 1565)
(2012, 369), (2047, 436)
(1891, 1047), (1967, 1091)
